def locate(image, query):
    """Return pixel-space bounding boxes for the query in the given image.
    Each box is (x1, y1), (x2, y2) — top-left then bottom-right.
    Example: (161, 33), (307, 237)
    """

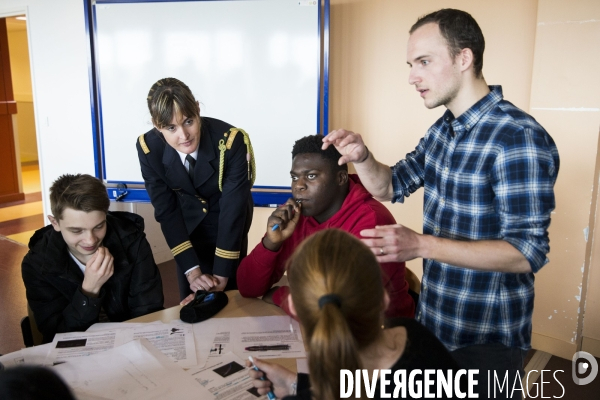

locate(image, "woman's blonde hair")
(287, 229), (385, 400)
(146, 77), (199, 129)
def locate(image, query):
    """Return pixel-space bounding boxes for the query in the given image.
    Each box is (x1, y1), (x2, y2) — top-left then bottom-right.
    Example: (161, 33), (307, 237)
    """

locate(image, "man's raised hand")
(322, 129), (369, 165)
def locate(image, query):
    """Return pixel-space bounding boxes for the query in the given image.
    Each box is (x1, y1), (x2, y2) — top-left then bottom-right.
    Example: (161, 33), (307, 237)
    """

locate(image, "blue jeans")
(451, 343), (528, 399)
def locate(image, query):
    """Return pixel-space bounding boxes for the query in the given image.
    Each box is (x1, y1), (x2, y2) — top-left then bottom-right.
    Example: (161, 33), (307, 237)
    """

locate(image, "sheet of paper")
(0, 343), (56, 368)
(187, 352), (266, 399)
(86, 321), (164, 332)
(49, 322), (197, 368)
(0, 349), (24, 367)
(190, 318), (222, 367)
(232, 316), (305, 359)
(191, 316), (305, 362)
(209, 324), (235, 359)
(48, 329), (130, 361)
(22, 343), (55, 366)
(53, 339), (209, 400)
(131, 323), (197, 368)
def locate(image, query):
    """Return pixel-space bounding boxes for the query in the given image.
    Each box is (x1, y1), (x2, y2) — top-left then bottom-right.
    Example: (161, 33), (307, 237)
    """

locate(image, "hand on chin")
(78, 244), (100, 263)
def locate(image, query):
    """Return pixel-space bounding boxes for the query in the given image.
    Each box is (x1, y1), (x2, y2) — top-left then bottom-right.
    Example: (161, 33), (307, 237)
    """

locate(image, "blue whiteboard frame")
(85, 0), (329, 206)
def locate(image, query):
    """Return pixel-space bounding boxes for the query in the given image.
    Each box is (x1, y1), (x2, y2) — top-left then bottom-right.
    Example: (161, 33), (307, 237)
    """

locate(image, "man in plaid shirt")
(323, 8), (559, 399)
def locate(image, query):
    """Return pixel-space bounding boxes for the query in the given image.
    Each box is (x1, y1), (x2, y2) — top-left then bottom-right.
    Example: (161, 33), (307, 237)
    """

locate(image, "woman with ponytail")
(247, 229), (459, 400)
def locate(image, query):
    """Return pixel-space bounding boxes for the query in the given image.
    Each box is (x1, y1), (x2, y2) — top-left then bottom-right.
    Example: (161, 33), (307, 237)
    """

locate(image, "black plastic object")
(180, 290), (228, 323)
(115, 183), (129, 201)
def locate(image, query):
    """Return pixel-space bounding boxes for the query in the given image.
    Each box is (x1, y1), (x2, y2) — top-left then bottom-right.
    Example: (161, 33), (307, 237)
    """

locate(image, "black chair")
(20, 316), (34, 348)
(405, 267), (420, 308)
(20, 305), (43, 347)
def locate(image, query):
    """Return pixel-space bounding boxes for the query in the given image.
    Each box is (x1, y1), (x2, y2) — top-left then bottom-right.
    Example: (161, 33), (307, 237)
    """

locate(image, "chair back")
(405, 267), (421, 306)
(405, 267), (421, 294)
(21, 304), (43, 347)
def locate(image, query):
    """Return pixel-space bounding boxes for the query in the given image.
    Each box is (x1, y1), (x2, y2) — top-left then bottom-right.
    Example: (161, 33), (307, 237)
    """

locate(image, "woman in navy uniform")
(136, 77), (254, 300)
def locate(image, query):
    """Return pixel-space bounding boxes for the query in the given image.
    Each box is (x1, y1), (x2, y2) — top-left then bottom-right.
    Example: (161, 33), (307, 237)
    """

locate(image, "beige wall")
(528, 0), (600, 359)
(583, 135), (600, 357)
(7, 21), (38, 163)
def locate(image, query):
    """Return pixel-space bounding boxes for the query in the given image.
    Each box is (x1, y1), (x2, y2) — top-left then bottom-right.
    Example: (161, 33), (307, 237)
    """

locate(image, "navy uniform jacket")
(136, 117), (253, 282)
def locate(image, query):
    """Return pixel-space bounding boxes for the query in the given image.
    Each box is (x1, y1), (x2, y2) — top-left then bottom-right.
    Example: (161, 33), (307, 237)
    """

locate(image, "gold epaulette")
(171, 241), (193, 257)
(215, 248), (240, 260)
(226, 129), (239, 149)
(217, 128), (256, 191)
(138, 134), (150, 154)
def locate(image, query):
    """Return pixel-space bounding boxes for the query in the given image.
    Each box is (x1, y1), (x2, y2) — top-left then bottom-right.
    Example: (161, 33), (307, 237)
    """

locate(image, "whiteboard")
(91, 0), (324, 190)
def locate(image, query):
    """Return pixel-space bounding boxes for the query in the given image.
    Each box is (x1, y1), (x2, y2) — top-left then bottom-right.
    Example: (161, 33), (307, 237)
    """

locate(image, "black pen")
(245, 344), (290, 351)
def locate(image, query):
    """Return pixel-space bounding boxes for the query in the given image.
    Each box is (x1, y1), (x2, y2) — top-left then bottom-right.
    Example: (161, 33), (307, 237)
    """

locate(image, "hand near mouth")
(81, 246), (115, 298)
(263, 198), (302, 251)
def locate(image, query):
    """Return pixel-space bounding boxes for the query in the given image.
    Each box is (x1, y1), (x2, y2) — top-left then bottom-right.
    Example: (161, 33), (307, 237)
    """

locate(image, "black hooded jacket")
(22, 211), (164, 343)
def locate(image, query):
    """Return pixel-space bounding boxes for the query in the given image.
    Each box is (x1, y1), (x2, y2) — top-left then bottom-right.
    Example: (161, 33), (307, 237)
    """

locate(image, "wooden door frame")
(0, 17), (23, 204)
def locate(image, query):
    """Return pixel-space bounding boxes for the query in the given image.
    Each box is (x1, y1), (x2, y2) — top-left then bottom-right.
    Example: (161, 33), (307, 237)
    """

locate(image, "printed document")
(53, 339), (208, 400)
(49, 322), (197, 368)
(187, 351), (266, 399)
(190, 316), (305, 362)
(233, 315), (305, 359)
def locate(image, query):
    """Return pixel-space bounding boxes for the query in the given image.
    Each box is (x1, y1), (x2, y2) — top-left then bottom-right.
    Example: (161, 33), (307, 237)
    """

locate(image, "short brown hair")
(410, 9), (485, 78)
(287, 229), (384, 400)
(147, 78), (199, 129)
(49, 174), (110, 220)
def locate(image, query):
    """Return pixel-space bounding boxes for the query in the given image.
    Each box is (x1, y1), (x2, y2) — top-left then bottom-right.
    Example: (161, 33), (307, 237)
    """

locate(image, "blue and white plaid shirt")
(391, 86), (559, 351)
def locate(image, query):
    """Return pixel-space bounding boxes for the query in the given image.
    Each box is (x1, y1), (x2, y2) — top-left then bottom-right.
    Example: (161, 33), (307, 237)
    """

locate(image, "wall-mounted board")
(87, 0), (328, 205)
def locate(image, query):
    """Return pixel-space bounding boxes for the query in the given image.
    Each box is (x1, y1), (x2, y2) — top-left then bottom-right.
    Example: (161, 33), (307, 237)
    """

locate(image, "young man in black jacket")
(22, 174), (164, 343)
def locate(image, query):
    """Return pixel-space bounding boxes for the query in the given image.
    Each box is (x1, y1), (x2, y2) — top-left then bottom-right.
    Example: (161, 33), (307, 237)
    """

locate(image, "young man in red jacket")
(237, 135), (414, 318)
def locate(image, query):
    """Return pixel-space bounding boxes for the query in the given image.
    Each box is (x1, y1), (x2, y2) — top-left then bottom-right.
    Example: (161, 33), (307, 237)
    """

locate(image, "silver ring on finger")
(380, 247), (385, 255)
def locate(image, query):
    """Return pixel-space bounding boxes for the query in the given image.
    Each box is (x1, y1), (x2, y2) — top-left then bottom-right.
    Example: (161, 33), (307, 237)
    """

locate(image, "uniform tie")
(186, 154), (196, 183)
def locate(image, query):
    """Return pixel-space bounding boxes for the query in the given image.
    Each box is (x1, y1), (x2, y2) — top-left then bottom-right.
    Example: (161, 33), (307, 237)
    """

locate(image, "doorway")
(0, 15), (44, 245)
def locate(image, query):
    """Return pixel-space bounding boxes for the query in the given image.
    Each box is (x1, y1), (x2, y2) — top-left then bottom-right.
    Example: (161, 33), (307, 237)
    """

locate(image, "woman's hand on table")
(180, 293), (195, 306)
(187, 271), (220, 292)
(181, 273), (229, 305)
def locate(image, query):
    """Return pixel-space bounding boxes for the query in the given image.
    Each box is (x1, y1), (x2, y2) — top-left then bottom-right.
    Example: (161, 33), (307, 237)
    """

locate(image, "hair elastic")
(318, 293), (342, 310)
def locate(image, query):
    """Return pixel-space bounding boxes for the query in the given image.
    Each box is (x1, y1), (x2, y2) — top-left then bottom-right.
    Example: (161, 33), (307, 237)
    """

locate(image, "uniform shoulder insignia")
(138, 134), (150, 154)
(217, 127), (256, 191)
(225, 129), (239, 150)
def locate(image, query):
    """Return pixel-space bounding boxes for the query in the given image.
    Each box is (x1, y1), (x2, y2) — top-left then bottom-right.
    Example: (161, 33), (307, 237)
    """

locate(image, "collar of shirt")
(68, 251), (86, 274)
(443, 85), (504, 136)
(176, 147), (199, 171)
